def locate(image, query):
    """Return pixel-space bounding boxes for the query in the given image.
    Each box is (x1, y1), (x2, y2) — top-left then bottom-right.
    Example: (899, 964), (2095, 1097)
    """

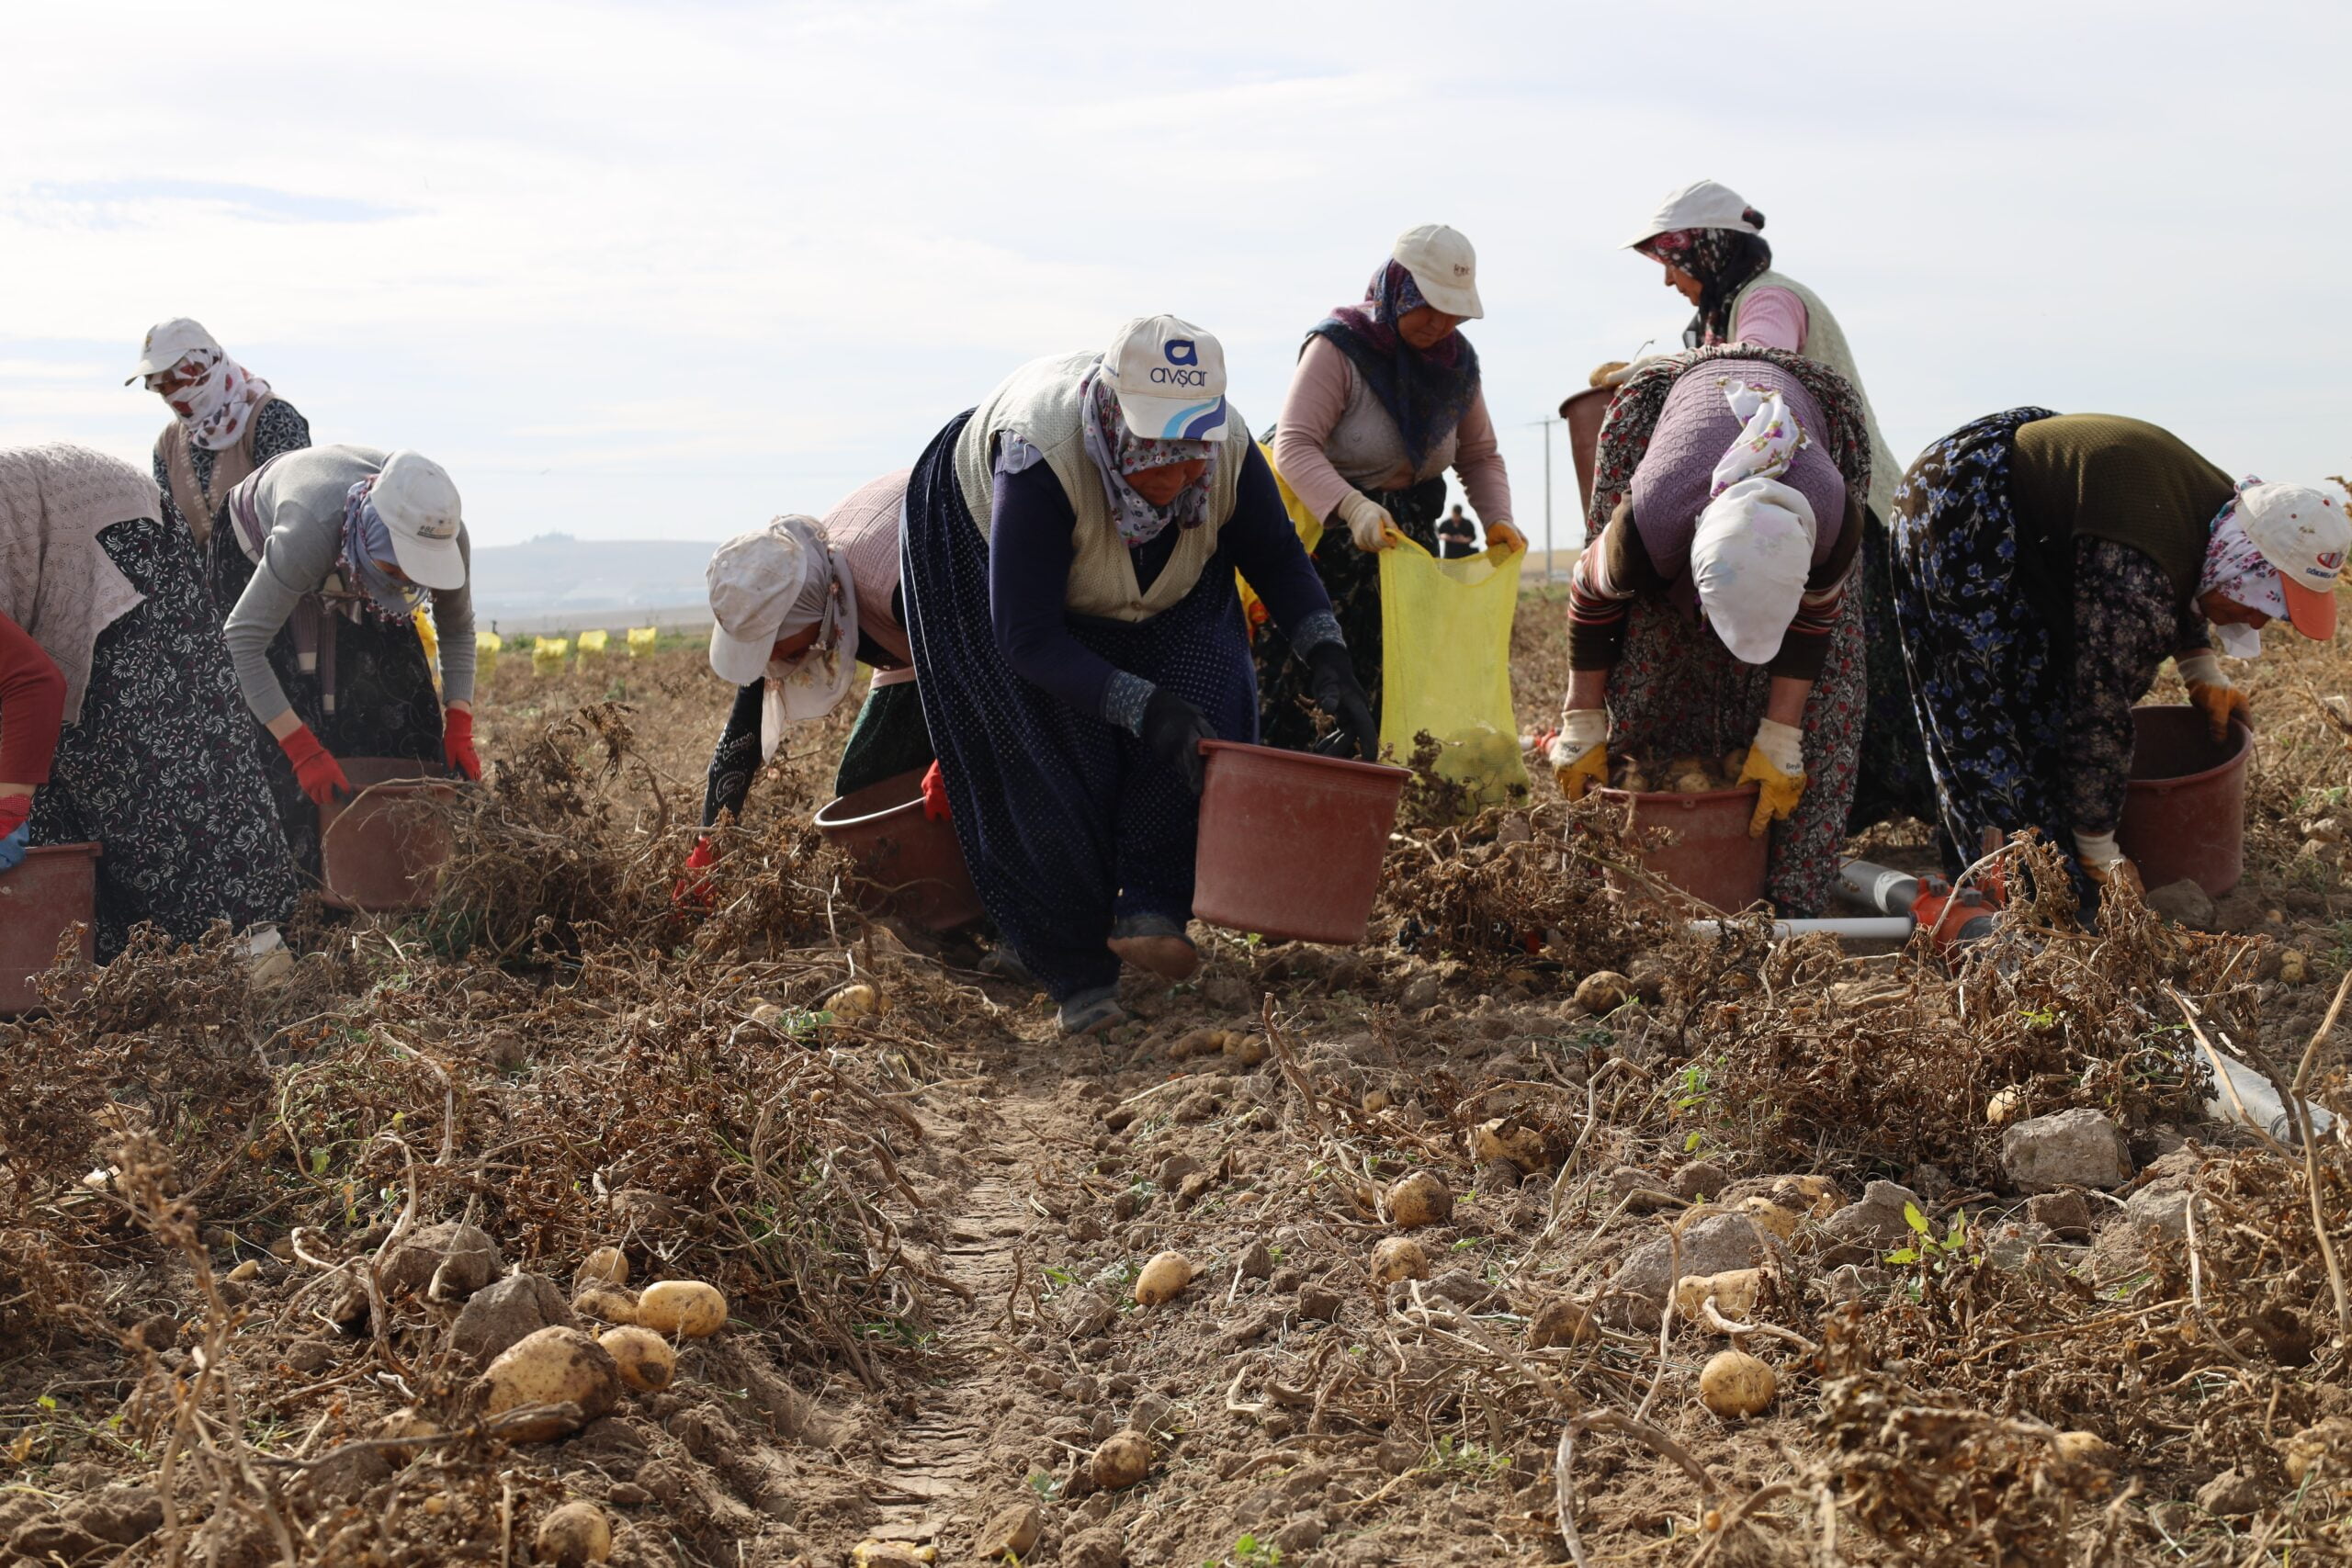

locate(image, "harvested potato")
(571, 1285), (639, 1325)
(1369, 1236), (1430, 1285)
(1471, 1119), (1549, 1175)
(575, 1247), (628, 1288)
(1575, 972), (1632, 1014)
(1768, 1174), (1843, 1218)
(374, 1408), (440, 1463)
(1385, 1171), (1453, 1229)
(1985, 1086), (2025, 1125)
(1526, 1296), (1598, 1348)
(597, 1325), (676, 1393)
(1362, 1088), (1395, 1115)
(1698, 1349), (1776, 1417)
(1134, 1251), (1193, 1306)
(828, 982), (884, 1018)
(534, 1501), (613, 1566)
(635, 1280), (728, 1338)
(1740, 1198), (1802, 1240)
(1674, 1269), (1763, 1324)
(1671, 771), (1713, 794)
(2052, 1430), (2120, 1470)
(1091, 1428), (1152, 1489)
(482, 1327), (621, 1441)
(1222, 1032), (1269, 1067)
(2281, 949), (2311, 985)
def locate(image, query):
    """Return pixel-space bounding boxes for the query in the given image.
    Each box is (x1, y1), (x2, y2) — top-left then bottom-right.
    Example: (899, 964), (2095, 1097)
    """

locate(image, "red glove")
(277, 724), (350, 807)
(0, 794), (29, 838)
(673, 836), (718, 913)
(921, 761), (952, 822)
(443, 707), (482, 781)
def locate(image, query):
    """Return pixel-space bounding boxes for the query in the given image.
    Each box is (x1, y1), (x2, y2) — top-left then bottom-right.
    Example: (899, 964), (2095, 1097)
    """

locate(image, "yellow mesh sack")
(1376, 536), (1530, 813)
(412, 609), (441, 693)
(1235, 441), (1323, 630)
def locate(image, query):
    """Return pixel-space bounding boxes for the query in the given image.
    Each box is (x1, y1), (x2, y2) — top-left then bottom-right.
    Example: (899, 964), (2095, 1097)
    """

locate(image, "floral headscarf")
(1079, 364), (1216, 546)
(151, 346), (273, 452)
(1307, 259), (1481, 472)
(340, 479), (429, 620)
(1637, 224), (1774, 348)
(2199, 475), (2289, 657)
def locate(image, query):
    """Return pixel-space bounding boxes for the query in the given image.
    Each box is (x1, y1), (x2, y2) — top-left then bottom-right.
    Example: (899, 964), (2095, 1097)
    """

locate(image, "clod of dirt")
(598, 1325), (677, 1392)
(575, 1246), (629, 1288)
(1819, 1180), (1924, 1265)
(2145, 878), (2217, 928)
(452, 1272), (576, 1366)
(1470, 1118), (1549, 1174)
(1574, 971), (1632, 1014)
(1526, 1296), (1598, 1348)
(2027, 1190), (2095, 1239)
(2000, 1109), (2132, 1192)
(572, 1284), (640, 1325)
(1091, 1428), (1153, 1490)
(1671, 1159), (1729, 1201)
(634, 1280), (728, 1337)
(481, 1325), (623, 1441)
(1674, 1269), (1763, 1323)
(1698, 1349), (1776, 1417)
(1610, 1166), (1679, 1212)
(1135, 1251), (1193, 1306)
(2197, 1468), (2263, 1517)
(381, 1220), (502, 1302)
(1237, 1239), (1273, 1280)
(975, 1499), (1044, 1559)
(374, 1408), (441, 1463)
(1369, 1236), (1431, 1285)
(534, 1500), (613, 1565)
(1385, 1170), (1453, 1228)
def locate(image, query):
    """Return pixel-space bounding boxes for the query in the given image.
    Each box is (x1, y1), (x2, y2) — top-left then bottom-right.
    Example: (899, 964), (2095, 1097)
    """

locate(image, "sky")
(5, 0), (2346, 561)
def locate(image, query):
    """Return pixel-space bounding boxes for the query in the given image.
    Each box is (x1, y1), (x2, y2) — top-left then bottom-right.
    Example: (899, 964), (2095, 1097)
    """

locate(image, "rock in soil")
(1819, 1180), (1923, 1266)
(975, 1500), (1044, 1559)
(381, 1220), (503, 1301)
(2002, 1109), (2133, 1192)
(1671, 1159), (1730, 1201)
(1609, 1213), (1773, 1326)
(1062, 1526), (1125, 1568)
(2027, 1190), (2095, 1239)
(2197, 1468), (2264, 1516)
(451, 1272), (575, 1366)
(2145, 878), (2218, 928)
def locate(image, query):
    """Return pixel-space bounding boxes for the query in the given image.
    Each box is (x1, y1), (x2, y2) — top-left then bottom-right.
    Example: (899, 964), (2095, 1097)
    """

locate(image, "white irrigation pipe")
(1685, 917), (1916, 941)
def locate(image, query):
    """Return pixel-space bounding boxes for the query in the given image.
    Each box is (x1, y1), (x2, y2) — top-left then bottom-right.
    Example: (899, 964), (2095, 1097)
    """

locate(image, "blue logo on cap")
(1159, 399), (1227, 440)
(1164, 339), (1197, 367)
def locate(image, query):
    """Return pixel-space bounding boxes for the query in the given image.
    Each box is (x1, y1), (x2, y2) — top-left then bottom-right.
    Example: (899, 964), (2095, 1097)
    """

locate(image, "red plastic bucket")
(0, 841), (100, 1015)
(319, 759), (458, 913)
(1193, 740), (1410, 944)
(2119, 706), (2251, 897)
(1560, 385), (1613, 514)
(812, 768), (986, 932)
(1597, 785), (1770, 914)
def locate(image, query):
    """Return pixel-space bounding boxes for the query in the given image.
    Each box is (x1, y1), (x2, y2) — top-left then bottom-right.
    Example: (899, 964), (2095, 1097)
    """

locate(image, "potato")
(576, 1247), (628, 1289)
(1369, 1236), (1430, 1285)
(1362, 1088), (1395, 1115)
(1671, 771), (1713, 794)
(1385, 1171), (1453, 1229)
(1674, 1269), (1763, 1324)
(534, 1500), (613, 1566)
(571, 1285), (639, 1325)
(1134, 1251), (1193, 1306)
(482, 1326), (621, 1441)
(1222, 1032), (1269, 1067)
(1985, 1086), (2025, 1125)
(635, 1280), (728, 1338)
(1575, 972), (1632, 1014)
(1722, 749), (1749, 781)
(1768, 1174), (1843, 1218)
(597, 1325), (676, 1393)
(828, 982), (884, 1018)
(1698, 1349), (1776, 1417)
(2281, 949), (2311, 985)
(1740, 1198), (1802, 1241)
(1526, 1296), (1598, 1348)
(373, 1408), (440, 1463)
(2052, 1430), (2119, 1470)
(1471, 1119), (1549, 1175)
(1091, 1428), (1152, 1490)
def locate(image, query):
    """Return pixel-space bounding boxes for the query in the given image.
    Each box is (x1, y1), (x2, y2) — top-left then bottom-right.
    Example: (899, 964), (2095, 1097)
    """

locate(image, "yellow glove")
(1484, 520), (1525, 556)
(1737, 718), (1807, 838)
(2177, 653), (2250, 742)
(1548, 709), (1609, 800)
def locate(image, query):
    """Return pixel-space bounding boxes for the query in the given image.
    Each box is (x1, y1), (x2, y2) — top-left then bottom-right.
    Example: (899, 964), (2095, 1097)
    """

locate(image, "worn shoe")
(1107, 914), (1199, 982)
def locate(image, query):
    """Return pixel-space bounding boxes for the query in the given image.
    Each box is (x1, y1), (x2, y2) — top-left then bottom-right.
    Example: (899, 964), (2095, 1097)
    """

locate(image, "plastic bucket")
(812, 768), (986, 932)
(1597, 785), (1770, 914)
(2118, 705), (2252, 897)
(1193, 740), (1411, 944)
(1560, 385), (1613, 515)
(0, 841), (100, 1015)
(319, 759), (458, 913)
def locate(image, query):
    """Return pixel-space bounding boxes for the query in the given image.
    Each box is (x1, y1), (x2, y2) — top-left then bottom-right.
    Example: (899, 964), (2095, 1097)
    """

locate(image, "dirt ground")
(8, 595), (2352, 1568)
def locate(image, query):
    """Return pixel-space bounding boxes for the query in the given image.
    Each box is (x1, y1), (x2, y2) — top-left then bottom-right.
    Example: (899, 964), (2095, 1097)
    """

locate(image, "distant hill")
(468, 533), (719, 627)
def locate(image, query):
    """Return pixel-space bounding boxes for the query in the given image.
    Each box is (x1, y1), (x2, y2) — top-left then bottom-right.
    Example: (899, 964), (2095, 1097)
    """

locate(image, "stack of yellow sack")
(532, 636), (570, 678)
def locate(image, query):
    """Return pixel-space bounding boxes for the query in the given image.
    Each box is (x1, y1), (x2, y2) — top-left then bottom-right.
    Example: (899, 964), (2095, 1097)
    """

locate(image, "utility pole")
(1527, 417), (1563, 581)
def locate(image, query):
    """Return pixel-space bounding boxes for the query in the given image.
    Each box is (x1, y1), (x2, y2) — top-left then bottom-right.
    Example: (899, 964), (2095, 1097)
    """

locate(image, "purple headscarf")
(1306, 260), (1481, 473)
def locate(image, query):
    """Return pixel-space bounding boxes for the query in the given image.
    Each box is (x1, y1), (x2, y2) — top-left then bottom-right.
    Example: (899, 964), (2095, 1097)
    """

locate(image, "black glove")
(1139, 687), (1216, 795)
(1303, 641), (1377, 761)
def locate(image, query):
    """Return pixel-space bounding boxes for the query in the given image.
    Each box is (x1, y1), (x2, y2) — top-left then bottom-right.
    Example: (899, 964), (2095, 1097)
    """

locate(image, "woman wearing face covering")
(1259, 225), (1521, 750)
(218, 446), (476, 874)
(130, 317), (312, 550)
(901, 316), (1374, 1036)
(0, 444), (298, 960)
(1888, 412), (2347, 895)
(1548, 348), (1875, 916)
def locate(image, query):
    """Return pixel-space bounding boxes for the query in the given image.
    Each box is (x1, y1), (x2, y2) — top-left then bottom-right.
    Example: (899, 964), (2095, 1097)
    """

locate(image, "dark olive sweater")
(2009, 414), (2233, 604)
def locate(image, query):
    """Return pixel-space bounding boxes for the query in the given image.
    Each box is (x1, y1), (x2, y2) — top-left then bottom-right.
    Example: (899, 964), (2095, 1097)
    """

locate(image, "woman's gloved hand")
(1303, 642), (1377, 761)
(1340, 492), (1402, 552)
(1484, 520), (1526, 556)
(1737, 718), (1807, 837)
(2074, 829), (2143, 897)
(1140, 687), (1216, 795)
(442, 706), (482, 781)
(673, 836), (718, 913)
(920, 759), (952, 821)
(2177, 651), (2252, 743)
(0, 795), (30, 874)
(1547, 708), (1609, 800)
(276, 723), (351, 807)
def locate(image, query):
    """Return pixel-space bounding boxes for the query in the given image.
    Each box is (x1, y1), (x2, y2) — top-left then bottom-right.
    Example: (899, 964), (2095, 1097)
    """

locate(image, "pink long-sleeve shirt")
(1272, 335), (1514, 527)
(1728, 285), (1809, 353)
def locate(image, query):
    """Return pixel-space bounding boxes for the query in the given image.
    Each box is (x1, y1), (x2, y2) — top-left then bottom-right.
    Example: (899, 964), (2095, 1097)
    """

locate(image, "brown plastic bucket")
(1193, 740), (1411, 944)
(1598, 785), (1770, 914)
(2118, 705), (2252, 897)
(812, 768), (986, 932)
(1560, 385), (1614, 514)
(319, 759), (458, 913)
(0, 841), (100, 1015)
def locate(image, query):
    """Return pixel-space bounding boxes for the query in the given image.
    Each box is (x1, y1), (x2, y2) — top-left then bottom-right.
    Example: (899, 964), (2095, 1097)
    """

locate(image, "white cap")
(1625, 179), (1759, 248)
(707, 519), (821, 685)
(1102, 316), (1229, 441)
(1392, 223), (1483, 319)
(370, 452), (467, 591)
(126, 317), (222, 383)
(2240, 482), (2350, 640)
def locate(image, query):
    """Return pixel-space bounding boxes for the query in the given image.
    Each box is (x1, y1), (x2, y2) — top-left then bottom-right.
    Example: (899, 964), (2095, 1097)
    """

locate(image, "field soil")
(9, 601), (2352, 1568)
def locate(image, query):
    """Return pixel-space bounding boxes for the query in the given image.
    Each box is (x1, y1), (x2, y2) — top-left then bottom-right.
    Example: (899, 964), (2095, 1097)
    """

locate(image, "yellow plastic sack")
(627, 626), (660, 659)
(577, 628), (610, 660)
(1235, 441), (1322, 630)
(1377, 536), (1530, 813)
(532, 636), (570, 678)
(475, 630), (503, 687)
(412, 609), (441, 694)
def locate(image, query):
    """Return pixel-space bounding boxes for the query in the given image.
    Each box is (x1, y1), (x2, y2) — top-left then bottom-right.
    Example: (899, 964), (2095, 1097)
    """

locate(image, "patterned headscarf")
(340, 479), (429, 620)
(2199, 475), (2290, 656)
(1307, 259), (1482, 472)
(1079, 364), (1216, 546)
(1637, 224), (1775, 348)
(151, 346), (273, 452)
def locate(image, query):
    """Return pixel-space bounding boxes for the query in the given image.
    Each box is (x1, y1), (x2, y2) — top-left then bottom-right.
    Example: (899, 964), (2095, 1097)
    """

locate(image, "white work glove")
(1748, 718), (1804, 777)
(1340, 492), (1400, 552)
(1548, 708), (1609, 799)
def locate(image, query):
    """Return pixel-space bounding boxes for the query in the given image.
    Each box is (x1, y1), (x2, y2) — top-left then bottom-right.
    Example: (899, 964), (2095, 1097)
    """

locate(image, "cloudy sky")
(5, 0), (2344, 558)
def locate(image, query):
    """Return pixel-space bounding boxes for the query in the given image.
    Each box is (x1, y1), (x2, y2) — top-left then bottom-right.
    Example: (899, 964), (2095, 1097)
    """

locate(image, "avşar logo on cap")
(1164, 339), (1197, 367)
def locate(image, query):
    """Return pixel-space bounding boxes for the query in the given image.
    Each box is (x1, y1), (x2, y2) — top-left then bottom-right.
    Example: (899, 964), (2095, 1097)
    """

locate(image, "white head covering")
(705, 515), (858, 759)
(1690, 381), (1817, 665)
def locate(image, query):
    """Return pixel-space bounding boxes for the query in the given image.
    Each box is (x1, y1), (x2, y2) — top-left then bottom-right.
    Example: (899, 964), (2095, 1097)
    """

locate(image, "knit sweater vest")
(953, 351), (1251, 622)
(156, 396), (276, 549)
(1728, 273), (1899, 526)
(2010, 414), (2233, 604)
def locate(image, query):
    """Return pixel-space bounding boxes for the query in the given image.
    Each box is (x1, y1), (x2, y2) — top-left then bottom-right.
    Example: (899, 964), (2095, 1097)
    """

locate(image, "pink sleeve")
(1733, 286), (1808, 353)
(1451, 387), (1514, 524)
(1270, 336), (1361, 525)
